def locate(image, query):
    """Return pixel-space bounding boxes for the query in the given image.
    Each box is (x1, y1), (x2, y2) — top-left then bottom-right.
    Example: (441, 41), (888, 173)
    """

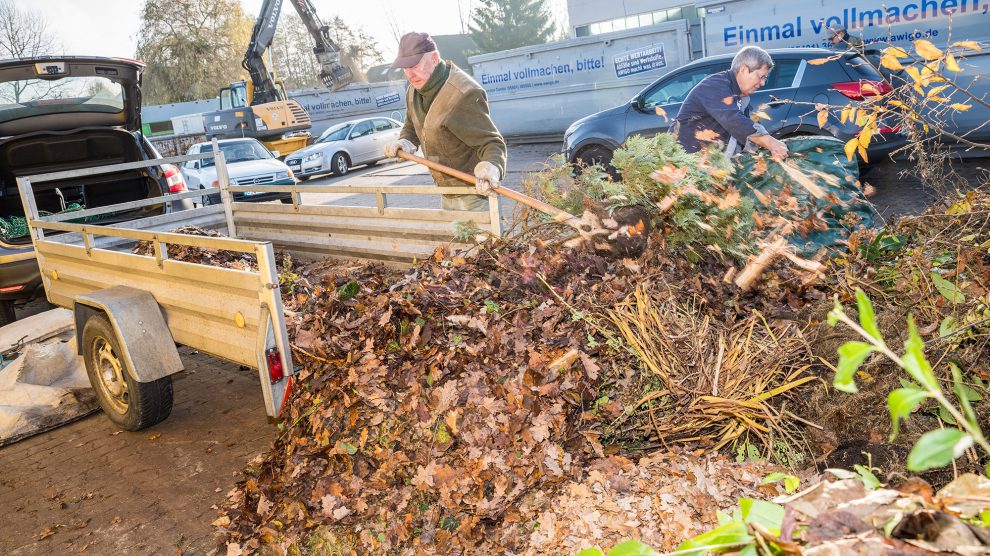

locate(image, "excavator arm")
(242, 0), (354, 106)
(287, 0), (354, 91)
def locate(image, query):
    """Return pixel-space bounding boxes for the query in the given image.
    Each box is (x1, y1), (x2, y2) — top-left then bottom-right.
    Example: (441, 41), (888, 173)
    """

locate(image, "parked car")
(181, 138), (296, 205)
(286, 117), (403, 179)
(0, 56), (192, 326)
(562, 48), (904, 168)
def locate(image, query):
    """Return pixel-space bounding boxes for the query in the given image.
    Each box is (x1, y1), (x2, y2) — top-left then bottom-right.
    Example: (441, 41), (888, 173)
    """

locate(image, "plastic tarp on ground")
(0, 309), (97, 446)
(736, 136), (877, 256)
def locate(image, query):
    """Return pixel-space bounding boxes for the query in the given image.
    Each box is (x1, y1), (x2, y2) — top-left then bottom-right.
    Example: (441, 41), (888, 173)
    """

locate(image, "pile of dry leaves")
(215, 244), (632, 554)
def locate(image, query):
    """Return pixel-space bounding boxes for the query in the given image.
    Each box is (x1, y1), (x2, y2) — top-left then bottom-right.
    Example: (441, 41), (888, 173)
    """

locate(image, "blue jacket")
(672, 70), (765, 154)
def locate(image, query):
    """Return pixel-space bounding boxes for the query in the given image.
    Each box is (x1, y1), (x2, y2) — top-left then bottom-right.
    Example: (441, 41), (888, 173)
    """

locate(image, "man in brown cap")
(384, 32), (507, 211)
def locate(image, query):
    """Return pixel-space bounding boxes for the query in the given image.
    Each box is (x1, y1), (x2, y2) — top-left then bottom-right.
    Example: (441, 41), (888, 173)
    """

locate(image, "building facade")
(567, 0), (701, 37)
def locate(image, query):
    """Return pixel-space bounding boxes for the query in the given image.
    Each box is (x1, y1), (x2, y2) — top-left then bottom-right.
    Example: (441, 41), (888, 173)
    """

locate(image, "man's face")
(736, 64), (771, 96)
(828, 32), (843, 46)
(404, 52), (440, 90)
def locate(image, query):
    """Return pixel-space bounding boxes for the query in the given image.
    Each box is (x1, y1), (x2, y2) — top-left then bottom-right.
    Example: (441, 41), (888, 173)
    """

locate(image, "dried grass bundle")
(604, 282), (817, 460)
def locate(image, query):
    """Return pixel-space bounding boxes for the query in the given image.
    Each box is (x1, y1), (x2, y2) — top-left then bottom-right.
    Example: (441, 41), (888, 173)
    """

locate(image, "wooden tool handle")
(396, 151), (578, 225)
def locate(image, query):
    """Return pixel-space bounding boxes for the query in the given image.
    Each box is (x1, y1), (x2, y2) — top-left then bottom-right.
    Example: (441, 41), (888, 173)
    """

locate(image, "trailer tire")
(82, 313), (173, 430)
(0, 300), (15, 327)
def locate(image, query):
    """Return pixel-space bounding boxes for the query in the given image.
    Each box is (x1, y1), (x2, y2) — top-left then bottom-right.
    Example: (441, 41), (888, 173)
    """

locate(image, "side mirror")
(631, 97), (644, 112)
(270, 150), (280, 158)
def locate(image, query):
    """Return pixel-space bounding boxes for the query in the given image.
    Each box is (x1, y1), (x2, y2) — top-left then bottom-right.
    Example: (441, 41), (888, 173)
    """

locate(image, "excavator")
(203, 0), (354, 157)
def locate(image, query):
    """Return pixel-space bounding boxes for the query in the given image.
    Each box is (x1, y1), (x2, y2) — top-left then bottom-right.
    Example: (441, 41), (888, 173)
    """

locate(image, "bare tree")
(0, 0), (61, 103)
(136, 0), (254, 105)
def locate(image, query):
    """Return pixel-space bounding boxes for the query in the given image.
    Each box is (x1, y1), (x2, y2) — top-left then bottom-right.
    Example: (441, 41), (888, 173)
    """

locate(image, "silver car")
(285, 117), (403, 179)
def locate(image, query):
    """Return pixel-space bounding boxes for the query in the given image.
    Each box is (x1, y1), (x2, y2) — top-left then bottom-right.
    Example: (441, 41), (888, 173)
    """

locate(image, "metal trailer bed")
(16, 145), (499, 429)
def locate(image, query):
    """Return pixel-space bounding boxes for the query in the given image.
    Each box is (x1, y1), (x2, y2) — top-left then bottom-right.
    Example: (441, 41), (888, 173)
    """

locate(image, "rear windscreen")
(843, 54), (885, 81)
(0, 76), (124, 124)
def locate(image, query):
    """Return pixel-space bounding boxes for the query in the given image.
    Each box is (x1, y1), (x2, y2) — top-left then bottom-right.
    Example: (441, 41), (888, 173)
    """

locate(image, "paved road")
(0, 349), (271, 555)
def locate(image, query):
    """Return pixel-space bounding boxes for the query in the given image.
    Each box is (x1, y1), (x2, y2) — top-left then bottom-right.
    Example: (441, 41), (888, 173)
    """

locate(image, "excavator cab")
(219, 82), (250, 110)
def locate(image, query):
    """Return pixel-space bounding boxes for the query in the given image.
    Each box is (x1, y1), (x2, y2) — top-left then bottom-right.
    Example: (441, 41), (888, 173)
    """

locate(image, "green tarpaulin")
(735, 136), (877, 256)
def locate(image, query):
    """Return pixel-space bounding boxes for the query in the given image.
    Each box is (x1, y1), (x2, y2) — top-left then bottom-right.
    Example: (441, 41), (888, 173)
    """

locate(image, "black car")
(562, 48), (904, 167)
(0, 56), (192, 325)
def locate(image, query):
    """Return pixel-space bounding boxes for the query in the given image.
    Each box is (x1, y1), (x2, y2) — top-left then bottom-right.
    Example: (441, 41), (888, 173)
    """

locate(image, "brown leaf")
(147, 433), (161, 441)
(694, 128), (720, 142)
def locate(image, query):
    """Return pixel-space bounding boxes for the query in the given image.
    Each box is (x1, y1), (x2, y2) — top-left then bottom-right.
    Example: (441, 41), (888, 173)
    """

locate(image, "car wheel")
(0, 300), (15, 327)
(575, 145), (618, 178)
(331, 153), (349, 176)
(82, 313), (173, 430)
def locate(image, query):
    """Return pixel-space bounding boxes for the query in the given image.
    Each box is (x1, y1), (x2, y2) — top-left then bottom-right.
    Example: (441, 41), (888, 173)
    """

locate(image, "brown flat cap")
(391, 32), (437, 69)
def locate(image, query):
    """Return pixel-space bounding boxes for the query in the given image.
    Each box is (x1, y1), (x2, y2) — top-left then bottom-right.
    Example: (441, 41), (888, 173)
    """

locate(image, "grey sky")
(19, 0), (570, 61)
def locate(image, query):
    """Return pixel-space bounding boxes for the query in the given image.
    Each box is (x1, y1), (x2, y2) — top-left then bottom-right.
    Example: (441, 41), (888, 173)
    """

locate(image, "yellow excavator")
(203, 0), (353, 157)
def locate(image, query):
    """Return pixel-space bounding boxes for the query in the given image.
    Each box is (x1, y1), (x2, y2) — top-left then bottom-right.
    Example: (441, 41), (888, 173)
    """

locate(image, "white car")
(285, 117), (403, 179)
(181, 138), (296, 204)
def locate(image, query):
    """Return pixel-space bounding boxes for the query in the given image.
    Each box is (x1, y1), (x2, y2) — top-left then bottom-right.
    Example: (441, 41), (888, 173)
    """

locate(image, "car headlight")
(304, 152), (324, 162)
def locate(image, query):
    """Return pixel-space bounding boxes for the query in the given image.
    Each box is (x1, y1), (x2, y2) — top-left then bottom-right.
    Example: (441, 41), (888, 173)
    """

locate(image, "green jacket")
(400, 62), (507, 190)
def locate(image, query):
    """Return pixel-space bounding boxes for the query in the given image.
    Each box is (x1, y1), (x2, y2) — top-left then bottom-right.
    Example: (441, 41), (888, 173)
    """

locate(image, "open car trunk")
(0, 128), (165, 245)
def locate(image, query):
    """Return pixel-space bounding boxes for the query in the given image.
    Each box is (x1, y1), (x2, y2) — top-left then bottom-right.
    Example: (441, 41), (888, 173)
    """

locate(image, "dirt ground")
(0, 348), (272, 555)
(1, 145), (988, 556)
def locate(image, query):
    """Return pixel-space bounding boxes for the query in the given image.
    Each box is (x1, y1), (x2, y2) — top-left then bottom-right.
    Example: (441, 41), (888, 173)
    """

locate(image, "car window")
(843, 53), (885, 80)
(350, 121), (374, 138)
(0, 76), (125, 124)
(198, 141), (270, 167)
(643, 64), (729, 107)
(373, 119), (392, 132)
(763, 60), (802, 90)
(319, 124), (352, 142)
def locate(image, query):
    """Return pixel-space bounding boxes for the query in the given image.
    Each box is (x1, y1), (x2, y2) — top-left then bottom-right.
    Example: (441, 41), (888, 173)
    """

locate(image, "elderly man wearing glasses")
(384, 32), (507, 211)
(672, 46), (788, 161)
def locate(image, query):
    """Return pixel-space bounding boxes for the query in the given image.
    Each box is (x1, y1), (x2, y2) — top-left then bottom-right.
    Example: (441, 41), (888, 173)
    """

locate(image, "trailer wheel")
(82, 314), (172, 430)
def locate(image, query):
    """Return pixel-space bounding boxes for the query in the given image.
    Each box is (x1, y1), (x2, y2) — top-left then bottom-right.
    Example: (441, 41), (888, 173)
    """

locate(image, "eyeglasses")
(754, 71), (770, 84)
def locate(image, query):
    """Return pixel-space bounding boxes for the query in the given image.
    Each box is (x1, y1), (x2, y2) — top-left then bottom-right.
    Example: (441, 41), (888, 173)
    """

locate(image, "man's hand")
(749, 134), (789, 161)
(473, 161), (501, 195)
(767, 137), (789, 161)
(384, 138), (417, 158)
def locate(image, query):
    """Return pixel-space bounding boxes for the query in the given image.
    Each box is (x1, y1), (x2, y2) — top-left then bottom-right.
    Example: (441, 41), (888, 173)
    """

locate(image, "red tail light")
(0, 284), (25, 294)
(878, 125), (902, 134)
(266, 347), (284, 383)
(832, 80), (893, 100)
(161, 163), (187, 193)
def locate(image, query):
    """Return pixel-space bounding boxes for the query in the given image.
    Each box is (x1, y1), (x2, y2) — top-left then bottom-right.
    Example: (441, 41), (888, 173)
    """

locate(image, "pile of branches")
(799, 189), (990, 474)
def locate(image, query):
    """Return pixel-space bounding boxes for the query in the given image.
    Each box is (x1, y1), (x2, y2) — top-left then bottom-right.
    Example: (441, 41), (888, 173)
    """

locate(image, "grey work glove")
(384, 138), (417, 158)
(473, 161), (501, 195)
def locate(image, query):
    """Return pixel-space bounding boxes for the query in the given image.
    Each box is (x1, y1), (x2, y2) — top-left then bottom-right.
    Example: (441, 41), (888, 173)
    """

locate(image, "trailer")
(15, 146), (499, 429)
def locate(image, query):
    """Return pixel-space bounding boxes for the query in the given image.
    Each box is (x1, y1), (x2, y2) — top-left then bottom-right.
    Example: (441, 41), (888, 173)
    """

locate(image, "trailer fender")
(74, 286), (183, 383)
